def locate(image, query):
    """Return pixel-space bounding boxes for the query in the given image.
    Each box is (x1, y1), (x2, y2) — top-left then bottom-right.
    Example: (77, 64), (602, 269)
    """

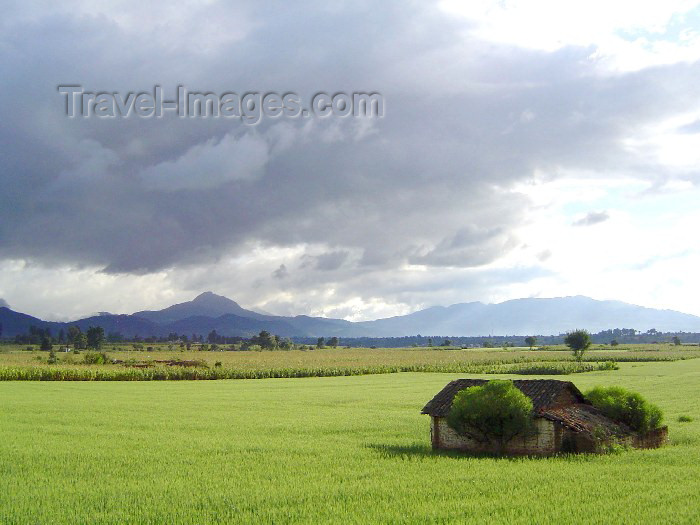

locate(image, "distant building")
(421, 379), (667, 455)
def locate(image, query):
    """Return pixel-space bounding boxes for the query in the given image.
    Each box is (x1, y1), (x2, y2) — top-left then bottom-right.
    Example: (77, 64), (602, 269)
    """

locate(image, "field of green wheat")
(0, 344), (697, 381)
(1, 358), (699, 524)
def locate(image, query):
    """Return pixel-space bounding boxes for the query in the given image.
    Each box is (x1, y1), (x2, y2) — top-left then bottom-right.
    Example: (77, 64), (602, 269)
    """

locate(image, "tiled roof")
(421, 379), (586, 417)
(541, 403), (629, 435)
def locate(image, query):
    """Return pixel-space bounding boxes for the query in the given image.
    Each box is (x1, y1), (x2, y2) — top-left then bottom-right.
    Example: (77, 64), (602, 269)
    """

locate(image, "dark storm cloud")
(572, 211), (610, 227)
(0, 0), (697, 280)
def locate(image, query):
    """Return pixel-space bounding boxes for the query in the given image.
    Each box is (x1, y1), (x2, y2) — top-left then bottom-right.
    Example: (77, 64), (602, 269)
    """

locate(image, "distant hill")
(134, 292), (268, 324)
(355, 296), (700, 336)
(0, 307), (64, 338)
(2, 294), (700, 339)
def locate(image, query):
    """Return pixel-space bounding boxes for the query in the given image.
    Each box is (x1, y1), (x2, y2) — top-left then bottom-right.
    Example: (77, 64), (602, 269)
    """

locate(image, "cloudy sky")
(2, 0), (700, 321)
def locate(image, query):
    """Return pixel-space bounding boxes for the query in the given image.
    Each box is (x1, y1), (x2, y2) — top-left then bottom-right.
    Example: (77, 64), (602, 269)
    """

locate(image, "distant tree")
(442, 339), (452, 347)
(565, 329), (591, 362)
(328, 336), (339, 348)
(207, 330), (219, 344)
(524, 336), (537, 350)
(252, 330), (276, 349)
(482, 340), (494, 348)
(0, 321), (3, 338)
(67, 325), (81, 345)
(86, 326), (105, 350)
(316, 337), (325, 349)
(427, 338), (433, 347)
(447, 380), (535, 454)
(610, 339), (619, 346)
(672, 336), (681, 346)
(74, 333), (88, 350)
(57, 328), (64, 343)
(40, 336), (53, 351)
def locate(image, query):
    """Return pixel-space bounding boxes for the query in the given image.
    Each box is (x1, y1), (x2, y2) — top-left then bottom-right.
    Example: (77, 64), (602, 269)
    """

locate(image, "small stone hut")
(422, 379), (667, 455)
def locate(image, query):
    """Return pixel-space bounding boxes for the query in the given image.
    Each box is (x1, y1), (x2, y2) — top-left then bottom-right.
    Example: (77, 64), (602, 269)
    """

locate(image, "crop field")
(0, 344), (697, 381)
(1, 359), (699, 523)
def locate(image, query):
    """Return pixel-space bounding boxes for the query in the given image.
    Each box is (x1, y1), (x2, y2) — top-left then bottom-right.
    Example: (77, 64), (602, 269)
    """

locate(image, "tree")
(524, 336), (537, 350)
(316, 337), (325, 349)
(67, 325), (81, 345)
(672, 336), (681, 346)
(447, 380), (534, 454)
(74, 333), (88, 350)
(328, 336), (339, 348)
(40, 336), (53, 351)
(610, 339), (619, 346)
(564, 329), (590, 362)
(441, 339), (452, 347)
(86, 326), (105, 350)
(251, 330), (276, 350)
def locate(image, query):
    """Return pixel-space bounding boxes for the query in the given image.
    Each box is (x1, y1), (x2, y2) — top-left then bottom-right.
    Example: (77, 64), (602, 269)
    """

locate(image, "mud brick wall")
(432, 417), (558, 455)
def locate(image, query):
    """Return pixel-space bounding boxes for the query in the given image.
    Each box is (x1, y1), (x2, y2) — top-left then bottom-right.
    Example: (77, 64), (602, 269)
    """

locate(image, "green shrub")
(586, 386), (663, 433)
(83, 352), (110, 365)
(678, 415), (694, 423)
(447, 380), (534, 454)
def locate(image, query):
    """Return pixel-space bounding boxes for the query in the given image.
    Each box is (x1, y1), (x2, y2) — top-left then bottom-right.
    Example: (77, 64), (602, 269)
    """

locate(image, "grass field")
(3, 342), (697, 368)
(0, 344), (697, 381)
(1, 359), (699, 523)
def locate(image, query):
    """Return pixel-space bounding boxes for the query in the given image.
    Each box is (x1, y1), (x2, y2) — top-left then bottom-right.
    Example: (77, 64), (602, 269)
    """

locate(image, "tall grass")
(1, 360), (699, 524)
(0, 360), (615, 381)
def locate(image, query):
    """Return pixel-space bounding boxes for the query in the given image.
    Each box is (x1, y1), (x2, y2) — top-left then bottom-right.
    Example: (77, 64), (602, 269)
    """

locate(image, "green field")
(1, 344), (697, 381)
(1, 359), (699, 523)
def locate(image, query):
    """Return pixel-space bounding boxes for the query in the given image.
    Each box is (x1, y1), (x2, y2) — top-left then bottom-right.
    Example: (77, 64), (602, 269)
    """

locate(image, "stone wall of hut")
(431, 416), (560, 455)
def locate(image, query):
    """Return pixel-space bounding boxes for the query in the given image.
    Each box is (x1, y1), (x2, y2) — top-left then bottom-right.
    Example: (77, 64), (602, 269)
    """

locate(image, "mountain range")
(2, 292), (700, 339)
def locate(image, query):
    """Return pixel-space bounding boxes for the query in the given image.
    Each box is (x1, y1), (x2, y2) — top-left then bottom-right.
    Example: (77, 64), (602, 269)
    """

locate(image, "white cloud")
(440, 0), (700, 71)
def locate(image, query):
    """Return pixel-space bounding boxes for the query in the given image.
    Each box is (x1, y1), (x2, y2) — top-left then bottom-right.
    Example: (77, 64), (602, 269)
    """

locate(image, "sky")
(1, 0), (700, 321)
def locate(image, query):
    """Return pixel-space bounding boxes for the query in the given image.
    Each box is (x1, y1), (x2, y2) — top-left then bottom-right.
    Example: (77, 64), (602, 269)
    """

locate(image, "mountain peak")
(133, 291), (260, 325)
(192, 291), (241, 307)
